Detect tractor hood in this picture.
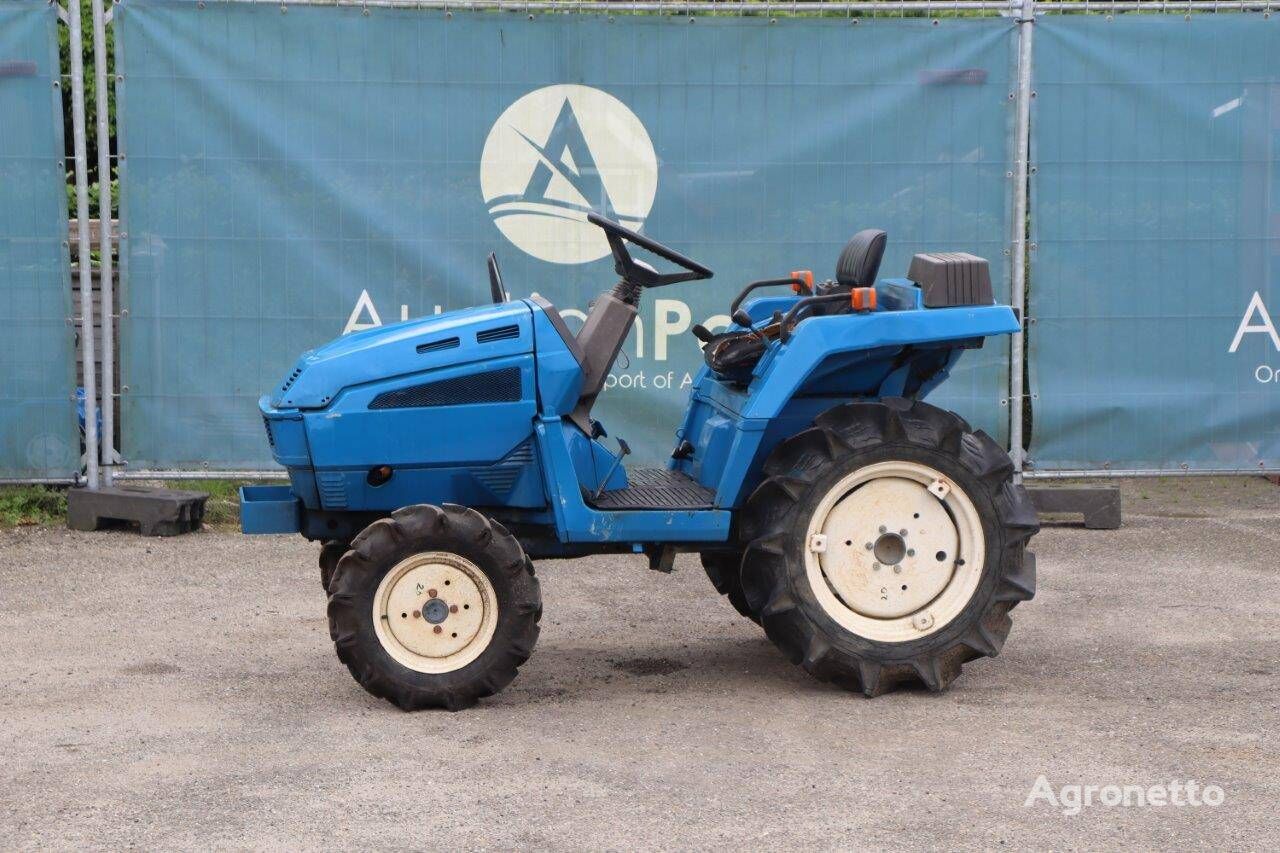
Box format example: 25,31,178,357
270,300,534,410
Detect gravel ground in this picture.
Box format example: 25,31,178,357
1,478,1277,851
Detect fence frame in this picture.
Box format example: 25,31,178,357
40,0,1278,485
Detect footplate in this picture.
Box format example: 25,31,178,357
586,468,716,510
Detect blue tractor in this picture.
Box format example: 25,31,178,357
242,214,1038,710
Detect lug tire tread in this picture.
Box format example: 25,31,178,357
326,503,541,711
699,552,760,625
318,540,348,593
738,398,1038,697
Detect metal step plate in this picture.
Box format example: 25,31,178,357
587,468,716,511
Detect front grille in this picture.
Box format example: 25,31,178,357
368,367,522,410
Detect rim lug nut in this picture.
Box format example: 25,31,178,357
907,549,915,557
899,529,908,537
864,542,873,550
449,604,458,613
872,562,880,570
433,625,442,634
878,526,887,534
893,565,902,574
412,611,421,619
427,588,438,597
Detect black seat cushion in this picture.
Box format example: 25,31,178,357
836,229,887,288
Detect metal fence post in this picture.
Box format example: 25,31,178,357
1008,0,1034,481
67,0,100,490
92,0,115,486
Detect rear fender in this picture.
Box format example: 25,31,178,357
742,302,1018,420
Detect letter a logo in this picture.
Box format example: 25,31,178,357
480,85,658,265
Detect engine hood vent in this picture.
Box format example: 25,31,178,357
477,324,520,344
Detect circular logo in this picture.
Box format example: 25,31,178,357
480,84,658,265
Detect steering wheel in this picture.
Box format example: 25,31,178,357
587,212,713,288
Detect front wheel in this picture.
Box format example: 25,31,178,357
700,552,758,625
738,398,1038,696
327,504,541,711
318,539,347,593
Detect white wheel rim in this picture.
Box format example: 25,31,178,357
372,551,499,674
802,461,985,643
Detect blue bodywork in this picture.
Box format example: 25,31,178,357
244,278,1018,552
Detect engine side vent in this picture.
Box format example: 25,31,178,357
369,366,522,410
416,336,460,354
472,438,536,497
476,324,520,344
317,472,347,508
263,418,276,449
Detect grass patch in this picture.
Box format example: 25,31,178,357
0,486,68,527
162,479,277,527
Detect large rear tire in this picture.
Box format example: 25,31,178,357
327,504,540,711
738,398,1038,696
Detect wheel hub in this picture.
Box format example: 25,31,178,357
422,598,450,624
373,552,498,674
817,475,959,619
872,532,907,566
802,460,985,642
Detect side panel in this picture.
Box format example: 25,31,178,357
300,354,544,511
304,353,537,469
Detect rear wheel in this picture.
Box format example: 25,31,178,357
327,504,541,711
738,398,1038,696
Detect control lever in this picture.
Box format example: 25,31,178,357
690,324,714,344
731,309,755,329
592,437,632,500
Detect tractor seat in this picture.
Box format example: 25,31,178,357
836,228,887,289
702,228,887,384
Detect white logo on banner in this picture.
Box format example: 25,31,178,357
1230,291,1280,384
479,85,658,265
